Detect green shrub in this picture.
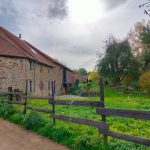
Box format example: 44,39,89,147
0,102,16,118
75,135,106,150
9,113,25,125
139,71,150,94
69,85,80,95
108,139,145,150
24,111,44,131
130,81,140,91
38,124,74,147
52,126,72,142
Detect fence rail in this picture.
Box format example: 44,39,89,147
26,106,53,113
0,79,150,146
49,100,101,107
96,107,150,120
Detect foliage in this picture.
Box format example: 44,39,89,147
121,75,132,87
139,71,150,94
128,21,145,56
75,134,106,150
140,25,150,44
0,102,16,118
128,21,150,72
69,81,99,96
0,90,150,150
76,68,88,76
140,25,150,71
88,70,99,81
97,36,140,86
69,84,80,95
24,111,45,131
9,113,25,125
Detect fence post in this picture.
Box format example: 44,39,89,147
51,81,55,124
8,87,13,103
24,80,28,114
99,78,108,144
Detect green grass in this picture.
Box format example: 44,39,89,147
0,87,150,150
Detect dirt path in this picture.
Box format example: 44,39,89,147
0,118,69,150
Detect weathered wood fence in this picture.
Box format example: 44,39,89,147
0,79,150,146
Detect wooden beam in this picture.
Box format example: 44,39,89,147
26,106,52,113
99,130,150,146
96,107,150,120
52,114,109,131
24,96,51,99
3,100,25,105
49,100,101,107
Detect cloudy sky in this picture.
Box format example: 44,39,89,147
0,0,148,71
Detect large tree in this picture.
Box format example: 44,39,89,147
77,68,88,76
140,26,150,71
97,36,139,86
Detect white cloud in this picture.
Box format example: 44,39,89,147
0,0,148,71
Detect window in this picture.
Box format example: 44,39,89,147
29,80,33,92
40,81,44,91
40,65,43,73
29,61,32,70
48,81,51,90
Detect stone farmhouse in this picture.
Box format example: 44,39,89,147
0,26,74,96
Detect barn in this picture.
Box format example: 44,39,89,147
0,26,74,96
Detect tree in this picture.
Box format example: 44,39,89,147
77,68,88,76
140,25,150,71
139,71,150,94
88,70,99,81
97,36,139,86
128,21,145,56
128,21,150,72
139,1,150,17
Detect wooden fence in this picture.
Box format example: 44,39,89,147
0,79,150,146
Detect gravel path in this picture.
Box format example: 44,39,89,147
0,118,69,150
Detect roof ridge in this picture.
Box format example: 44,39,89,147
0,26,34,60
24,41,73,72
24,41,58,63
0,26,73,71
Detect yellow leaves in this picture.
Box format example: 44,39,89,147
88,71,99,81
121,75,132,86
139,71,150,94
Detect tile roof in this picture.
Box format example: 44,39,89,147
24,41,73,72
0,26,73,71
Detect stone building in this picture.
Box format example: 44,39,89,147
0,26,74,96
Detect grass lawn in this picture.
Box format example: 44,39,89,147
25,87,150,149
0,87,150,150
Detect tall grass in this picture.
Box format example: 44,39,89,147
0,87,150,150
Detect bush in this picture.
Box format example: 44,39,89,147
38,124,74,147
9,113,25,125
24,111,44,131
69,85,80,95
0,102,16,118
75,134,106,150
130,81,140,91
139,71,150,94
52,126,73,142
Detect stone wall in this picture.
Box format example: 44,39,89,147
0,56,74,96
0,57,27,92
0,56,54,96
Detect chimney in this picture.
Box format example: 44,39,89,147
19,34,22,39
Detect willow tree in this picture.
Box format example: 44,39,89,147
97,37,139,86
140,26,150,71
